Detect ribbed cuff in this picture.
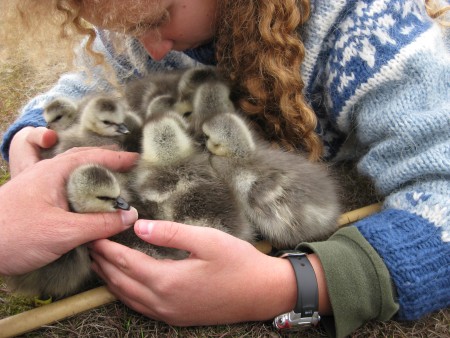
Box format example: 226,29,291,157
354,208,450,320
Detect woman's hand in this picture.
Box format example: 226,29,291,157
89,220,298,326
8,126,58,178
0,148,139,276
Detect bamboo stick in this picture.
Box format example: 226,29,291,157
0,286,116,338
337,202,382,227
0,203,382,337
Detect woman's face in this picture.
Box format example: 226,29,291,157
80,0,218,61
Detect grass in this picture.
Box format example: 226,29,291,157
0,61,33,175
0,2,448,336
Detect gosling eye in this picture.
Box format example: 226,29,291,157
99,100,117,112
52,115,63,122
102,120,113,126
183,111,192,118
96,196,115,201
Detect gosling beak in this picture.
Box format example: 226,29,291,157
114,196,130,210
116,123,130,134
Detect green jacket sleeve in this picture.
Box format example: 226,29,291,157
297,226,399,338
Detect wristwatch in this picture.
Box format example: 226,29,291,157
273,251,321,330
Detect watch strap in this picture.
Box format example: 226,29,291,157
285,253,319,317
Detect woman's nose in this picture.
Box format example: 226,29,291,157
139,34,174,61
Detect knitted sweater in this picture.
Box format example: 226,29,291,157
1,0,449,332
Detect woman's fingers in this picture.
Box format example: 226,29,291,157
134,220,241,259
90,248,160,317
55,148,139,173
62,208,139,246
89,239,161,284
9,127,54,177
23,126,58,148
35,127,58,148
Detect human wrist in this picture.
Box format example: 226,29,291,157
272,251,331,330
248,254,297,321
307,254,332,315
272,256,298,314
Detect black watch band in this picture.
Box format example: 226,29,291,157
285,253,318,316
273,251,320,329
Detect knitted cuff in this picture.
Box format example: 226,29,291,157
355,208,450,320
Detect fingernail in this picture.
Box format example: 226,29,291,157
120,207,138,226
136,220,154,236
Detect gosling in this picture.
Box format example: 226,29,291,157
202,112,341,249
4,164,130,299
43,97,79,131
174,66,224,120
42,95,131,158
129,114,255,255
125,69,185,118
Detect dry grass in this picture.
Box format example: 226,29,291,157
0,1,448,337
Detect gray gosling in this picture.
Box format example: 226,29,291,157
4,164,130,299
42,95,131,158
188,81,235,138
77,95,130,138
125,70,185,118
174,66,223,120
202,112,341,249
129,114,255,258
145,94,179,121
122,110,144,153
43,97,79,131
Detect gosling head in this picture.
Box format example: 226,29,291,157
202,112,256,158
189,82,234,131
43,97,78,131
146,94,178,120
67,164,130,213
80,95,130,137
175,66,221,118
141,115,195,165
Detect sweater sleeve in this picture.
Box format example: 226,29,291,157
298,225,399,338
303,0,450,331
0,29,198,161
348,21,450,322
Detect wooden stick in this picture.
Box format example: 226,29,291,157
0,286,116,338
0,203,382,337
337,202,382,227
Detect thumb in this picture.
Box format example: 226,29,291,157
134,220,231,258
40,128,58,148
67,207,138,246
26,127,58,149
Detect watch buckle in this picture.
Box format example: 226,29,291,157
273,310,320,330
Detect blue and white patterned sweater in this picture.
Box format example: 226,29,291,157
1,0,449,322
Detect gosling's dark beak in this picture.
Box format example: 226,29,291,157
114,196,130,210
116,123,130,134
